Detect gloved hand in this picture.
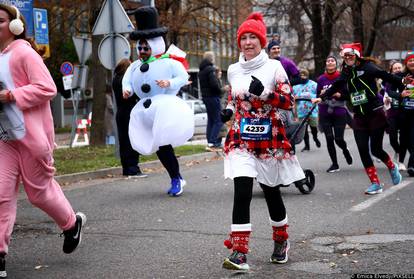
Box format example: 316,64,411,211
143,99,152,109
220,109,233,123
248,76,264,96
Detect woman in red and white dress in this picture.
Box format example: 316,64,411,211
220,12,305,271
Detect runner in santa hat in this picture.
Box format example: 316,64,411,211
122,6,193,197
313,42,413,194
220,11,305,271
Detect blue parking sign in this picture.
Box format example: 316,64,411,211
33,8,48,45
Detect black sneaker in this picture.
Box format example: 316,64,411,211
408,167,414,177
223,250,249,271
270,240,290,264
326,164,340,173
127,171,148,178
0,254,6,278
343,148,353,165
301,146,310,152
62,212,87,254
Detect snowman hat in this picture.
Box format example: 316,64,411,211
128,6,168,41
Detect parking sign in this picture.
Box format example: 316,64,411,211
33,8,50,57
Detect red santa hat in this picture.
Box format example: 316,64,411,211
404,50,414,65
340,42,363,57
237,12,267,49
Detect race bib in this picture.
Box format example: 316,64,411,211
402,87,414,109
391,98,399,109
350,90,368,106
240,118,272,141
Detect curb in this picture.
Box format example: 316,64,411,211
55,151,221,185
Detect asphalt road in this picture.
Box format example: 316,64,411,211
8,129,414,279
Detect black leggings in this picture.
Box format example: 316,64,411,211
320,115,348,165
232,177,286,224
156,145,180,179
303,124,318,148
387,113,407,163
353,128,389,168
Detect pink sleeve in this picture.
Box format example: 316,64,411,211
11,46,57,111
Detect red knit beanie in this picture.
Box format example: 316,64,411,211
404,50,414,65
237,12,267,49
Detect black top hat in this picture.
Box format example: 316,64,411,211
128,6,168,41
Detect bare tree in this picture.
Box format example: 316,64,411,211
89,0,107,146
351,0,414,56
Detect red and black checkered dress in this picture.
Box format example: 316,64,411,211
224,82,294,160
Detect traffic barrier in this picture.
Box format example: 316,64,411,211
72,112,92,147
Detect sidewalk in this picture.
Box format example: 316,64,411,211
54,133,222,185
55,132,209,148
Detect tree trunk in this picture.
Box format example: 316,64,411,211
89,0,107,146
351,0,364,45
310,0,326,76
364,0,382,56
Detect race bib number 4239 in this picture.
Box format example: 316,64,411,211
240,118,272,141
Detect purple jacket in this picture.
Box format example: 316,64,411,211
278,56,300,81
316,71,348,117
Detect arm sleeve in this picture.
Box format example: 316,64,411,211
321,74,347,101
266,63,293,109
122,63,134,95
12,48,57,111
208,69,222,94
316,78,323,97
168,59,189,91
370,63,404,88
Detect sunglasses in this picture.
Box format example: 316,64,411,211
343,53,356,58
138,46,150,52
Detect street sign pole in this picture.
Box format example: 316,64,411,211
108,0,120,157
69,88,77,148
92,0,134,154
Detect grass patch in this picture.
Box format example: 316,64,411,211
54,144,207,175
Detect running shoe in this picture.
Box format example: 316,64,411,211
223,250,249,271
365,183,383,195
0,254,6,278
301,146,310,152
62,212,87,254
398,163,406,171
389,164,402,185
270,240,290,264
127,171,148,178
168,178,184,197
326,164,340,173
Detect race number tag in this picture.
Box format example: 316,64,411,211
240,118,271,141
402,87,414,109
350,90,368,106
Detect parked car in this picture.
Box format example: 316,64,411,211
185,99,207,135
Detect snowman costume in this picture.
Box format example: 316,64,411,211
122,6,193,197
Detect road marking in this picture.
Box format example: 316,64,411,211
350,180,413,212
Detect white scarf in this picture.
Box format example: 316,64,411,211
238,49,268,74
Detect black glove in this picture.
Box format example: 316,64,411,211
220,109,233,123
143,98,152,109
248,75,264,96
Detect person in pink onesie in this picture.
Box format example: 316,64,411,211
0,4,86,277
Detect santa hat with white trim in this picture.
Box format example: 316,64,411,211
340,42,362,57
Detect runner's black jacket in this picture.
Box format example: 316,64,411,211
321,59,403,116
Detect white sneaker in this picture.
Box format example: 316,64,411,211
398,162,407,171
